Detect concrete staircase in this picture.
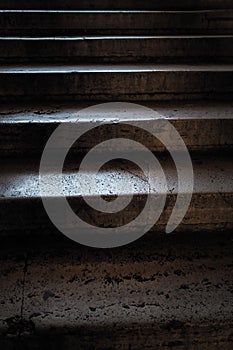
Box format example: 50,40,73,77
0,1,232,349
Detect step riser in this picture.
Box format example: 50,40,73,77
2,0,233,10
1,325,233,350
0,70,232,102
1,11,233,36
1,193,232,233
0,119,232,156
2,37,233,63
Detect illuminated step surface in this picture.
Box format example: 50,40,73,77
0,154,232,233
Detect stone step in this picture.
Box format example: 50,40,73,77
0,64,232,102
0,231,232,349
0,154,232,234
1,35,233,64
1,10,233,36
1,0,233,10
0,101,232,156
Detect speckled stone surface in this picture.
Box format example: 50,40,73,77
0,232,232,349
0,153,232,233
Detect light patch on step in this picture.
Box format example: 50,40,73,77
39,102,193,248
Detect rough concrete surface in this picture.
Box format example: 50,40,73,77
0,64,232,102
0,153,232,233
0,10,233,36
0,101,232,155
0,2,232,348
1,35,233,64
0,232,232,349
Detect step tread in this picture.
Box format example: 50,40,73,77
1,9,232,12
0,63,233,73
0,233,232,340
1,154,232,232
2,34,233,39
0,102,232,155
1,155,232,199
1,101,233,122
1,9,232,13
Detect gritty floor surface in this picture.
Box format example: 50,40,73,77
1,154,233,197
0,232,232,349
